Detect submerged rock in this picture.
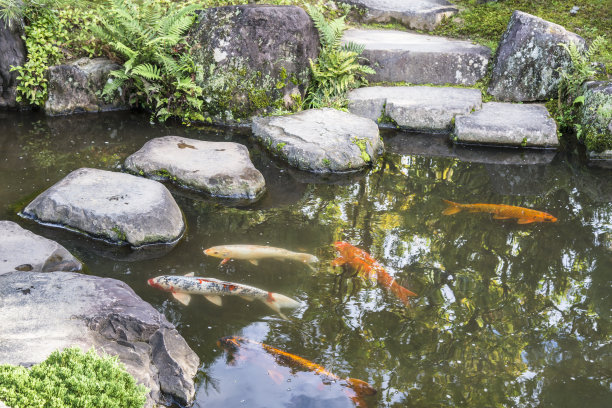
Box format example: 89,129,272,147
488,11,586,101
453,103,558,148
252,108,383,172
45,57,128,115
0,18,26,109
0,271,199,407
124,136,266,199
187,5,318,121
22,168,185,247
348,86,482,132
342,29,490,86
0,221,82,275
340,0,457,30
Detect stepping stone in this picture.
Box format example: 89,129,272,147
348,86,482,132
342,29,491,85
453,103,558,148
0,220,82,275
22,168,185,247
252,108,383,172
124,136,265,199
341,0,457,30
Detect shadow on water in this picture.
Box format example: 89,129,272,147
1,113,611,407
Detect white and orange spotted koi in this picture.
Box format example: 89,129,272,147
147,273,300,319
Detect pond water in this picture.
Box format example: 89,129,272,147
1,111,610,408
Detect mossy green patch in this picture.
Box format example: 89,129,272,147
352,137,371,163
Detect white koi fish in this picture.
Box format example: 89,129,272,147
204,245,319,267
147,273,300,319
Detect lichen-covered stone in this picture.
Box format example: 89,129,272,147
488,11,586,101
0,19,26,109
579,81,612,153
342,29,490,86
0,271,200,407
124,136,266,199
45,57,128,115
22,168,185,247
252,108,383,172
340,0,457,30
0,221,82,275
187,5,319,122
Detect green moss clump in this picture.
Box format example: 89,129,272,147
0,347,148,408
352,137,371,162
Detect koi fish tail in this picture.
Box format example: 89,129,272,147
389,281,418,306
442,199,462,215
345,377,377,397
262,293,300,318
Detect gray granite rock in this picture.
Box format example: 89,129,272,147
252,108,383,172
579,81,612,153
342,29,491,85
45,57,128,115
0,18,26,109
0,221,82,275
187,5,319,121
22,168,185,247
488,11,586,101
0,271,199,407
124,136,265,199
348,86,482,132
340,0,457,30
453,102,559,147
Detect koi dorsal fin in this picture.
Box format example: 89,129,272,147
184,272,195,277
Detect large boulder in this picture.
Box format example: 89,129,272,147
340,0,457,30
579,81,612,154
488,11,586,101
0,221,82,275
252,108,383,172
45,57,129,115
124,136,266,199
0,271,199,407
0,19,26,109
187,5,319,122
22,168,185,247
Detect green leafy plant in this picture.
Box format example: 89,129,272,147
0,347,148,408
91,0,205,123
303,4,375,109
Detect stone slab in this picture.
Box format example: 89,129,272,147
342,29,491,85
453,102,559,148
22,168,185,247
341,0,457,30
124,136,265,199
0,271,199,407
252,108,383,172
0,221,82,275
0,18,26,109
348,86,482,132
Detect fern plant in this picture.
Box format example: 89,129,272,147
91,0,204,123
303,4,375,109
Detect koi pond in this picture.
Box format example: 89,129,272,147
1,111,610,407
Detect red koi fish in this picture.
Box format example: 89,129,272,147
333,241,417,306
442,200,557,224
218,336,376,406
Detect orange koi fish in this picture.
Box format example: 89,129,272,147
333,241,417,306
218,336,376,406
442,200,557,224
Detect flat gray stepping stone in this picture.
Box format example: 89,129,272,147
22,168,185,247
348,86,482,132
453,103,558,148
341,0,457,30
124,136,265,199
0,221,82,275
252,108,383,172
343,29,490,86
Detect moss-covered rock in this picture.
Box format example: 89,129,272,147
186,5,319,123
580,81,612,154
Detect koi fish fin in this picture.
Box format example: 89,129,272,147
262,293,300,318
331,256,349,267
493,215,511,220
239,295,255,302
267,369,284,385
184,272,195,277
305,263,318,273
172,292,191,306
204,295,223,306
517,218,536,224
442,200,462,215
220,258,230,265
345,377,377,397
249,259,259,266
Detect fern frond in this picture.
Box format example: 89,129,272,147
132,63,162,80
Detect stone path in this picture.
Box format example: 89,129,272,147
342,29,491,85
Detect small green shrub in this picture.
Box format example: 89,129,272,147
0,347,148,408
